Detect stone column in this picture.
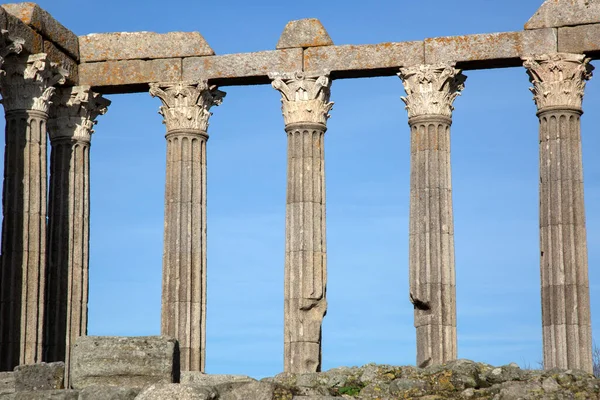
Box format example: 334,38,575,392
150,81,225,372
398,64,465,368
270,71,333,373
523,53,594,373
45,86,110,384
0,53,67,370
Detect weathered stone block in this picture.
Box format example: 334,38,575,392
218,381,287,400
424,29,557,67
78,386,139,400
182,49,302,83
180,373,255,386
526,0,600,29
304,42,424,76
13,390,79,399
2,3,79,60
14,362,64,392
558,24,600,54
70,336,178,390
44,40,77,85
0,372,15,396
276,18,333,49
5,11,43,55
136,384,217,400
79,59,182,91
79,32,214,63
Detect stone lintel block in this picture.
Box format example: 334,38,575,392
276,18,333,49
2,3,79,60
182,48,303,85
70,336,178,390
558,23,600,54
79,31,214,63
304,42,424,78
3,10,43,55
14,362,65,391
79,59,182,93
78,385,139,400
180,372,255,385
44,40,77,85
525,0,600,30
424,29,557,68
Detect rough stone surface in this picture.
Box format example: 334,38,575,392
4,10,43,54
43,40,77,85
425,29,557,67
276,18,333,49
559,23,600,53
304,42,424,76
135,384,217,400
0,372,15,396
70,336,177,390
217,381,286,400
78,386,139,400
2,2,79,59
14,362,64,391
78,59,182,91
79,32,213,63
180,373,255,386
12,390,79,399
183,49,302,84
526,0,600,29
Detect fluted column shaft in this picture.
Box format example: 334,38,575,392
45,86,109,386
0,53,67,370
150,81,224,372
523,53,594,373
271,71,333,373
398,64,465,368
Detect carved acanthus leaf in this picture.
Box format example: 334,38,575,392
522,53,593,111
398,63,466,119
48,86,111,142
0,30,23,70
270,71,333,126
149,80,225,133
0,53,68,113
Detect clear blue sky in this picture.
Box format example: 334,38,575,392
2,0,599,378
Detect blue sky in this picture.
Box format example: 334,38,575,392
2,0,599,377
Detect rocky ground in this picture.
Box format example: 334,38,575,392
1,359,599,399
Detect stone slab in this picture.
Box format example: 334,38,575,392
79,59,182,92
558,23,600,54
2,3,78,60
424,29,557,67
180,373,255,386
12,390,79,399
526,0,600,30
44,40,77,85
276,19,333,49
0,372,14,396
78,386,139,400
79,32,214,63
14,362,64,392
4,11,43,55
304,41,424,77
70,336,178,390
136,384,217,400
182,49,303,85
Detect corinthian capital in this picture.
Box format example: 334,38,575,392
0,30,23,69
149,81,225,133
522,53,593,111
398,63,466,119
0,53,68,113
48,86,111,143
270,71,333,126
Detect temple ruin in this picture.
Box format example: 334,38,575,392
0,0,597,386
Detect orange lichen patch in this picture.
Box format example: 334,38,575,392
79,59,182,87
5,11,43,54
304,41,423,73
